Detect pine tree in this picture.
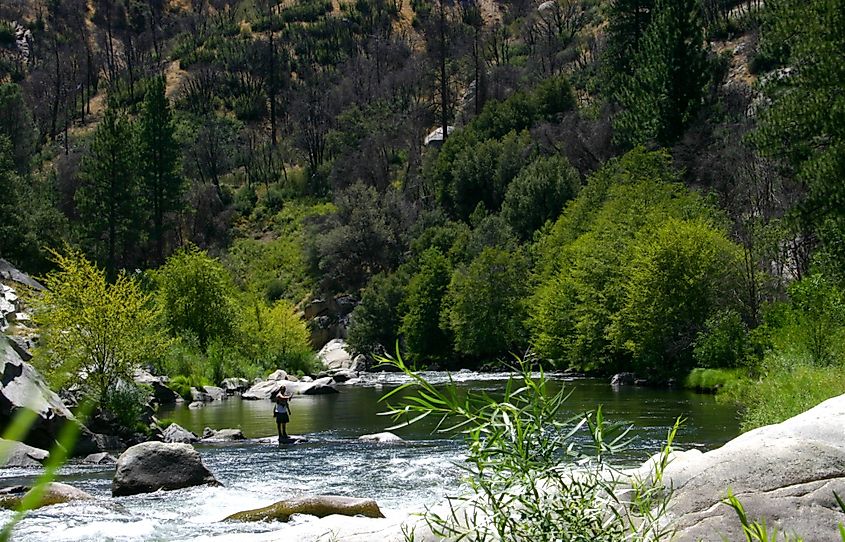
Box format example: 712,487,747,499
138,76,182,265
76,101,139,279
612,0,710,147
755,0,845,267
602,0,655,99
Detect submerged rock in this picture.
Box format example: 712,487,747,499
226,495,385,522
610,372,636,386
0,482,93,510
302,377,338,395
358,432,403,443
201,428,244,441
112,442,220,497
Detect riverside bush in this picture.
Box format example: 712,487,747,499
684,368,743,393
719,361,845,432
380,354,677,541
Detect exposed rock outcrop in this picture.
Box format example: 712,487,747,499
664,393,845,541
0,336,101,455
112,442,220,496
226,495,385,522
0,438,49,467
317,339,354,371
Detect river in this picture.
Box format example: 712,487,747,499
0,372,740,541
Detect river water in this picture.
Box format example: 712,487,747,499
0,372,740,541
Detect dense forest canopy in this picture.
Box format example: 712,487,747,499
1,0,844,427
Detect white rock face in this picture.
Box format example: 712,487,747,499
317,339,353,370
663,393,845,541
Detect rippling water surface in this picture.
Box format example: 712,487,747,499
0,373,741,541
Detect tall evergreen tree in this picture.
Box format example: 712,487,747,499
612,0,710,147
755,0,845,269
602,0,655,98
138,76,182,265
76,101,139,279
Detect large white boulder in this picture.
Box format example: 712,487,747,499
664,393,845,541
318,339,354,370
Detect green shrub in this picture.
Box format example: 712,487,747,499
719,361,845,432
169,375,194,401
693,310,750,369
684,368,743,393
234,184,258,216
102,382,152,434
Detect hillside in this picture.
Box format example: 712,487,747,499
0,0,844,425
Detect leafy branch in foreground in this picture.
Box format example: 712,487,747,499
378,353,678,542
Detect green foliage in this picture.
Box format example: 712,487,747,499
314,184,415,293
102,382,152,434
168,375,194,401
764,274,845,366
400,249,453,361
684,368,743,392
30,248,167,405
137,76,183,264
234,184,258,216
430,130,535,221
443,248,529,359
0,83,36,168
380,354,677,541
501,154,581,241
612,0,711,147
602,0,656,98
347,271,407,355
693,310,750,369
76,102,140,277
612,218,744,377
156,246,236,350
238,296,315,374
754,0,845,261
720,362,845,432
530,149,733,373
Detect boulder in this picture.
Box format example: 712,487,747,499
112,442,220,497
243,379,328,399
134,370,180,404
358,432,403,443
0,337,98,454
242,380,281,400
351,354,368,373
0,259,44,290
664,393,845,541
202,386,226,401
220,378,249,394
226,495,385,522
0,439,49,467
162,423,198,444
331,369,357,383
301,376,313,383
267,370,288,381
318,340,354,371
0,482,93,511
190,387,213,402
202,428,244,441
188,401,204,409
610,372,636,386
83,452,117,465
303,377,339,395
